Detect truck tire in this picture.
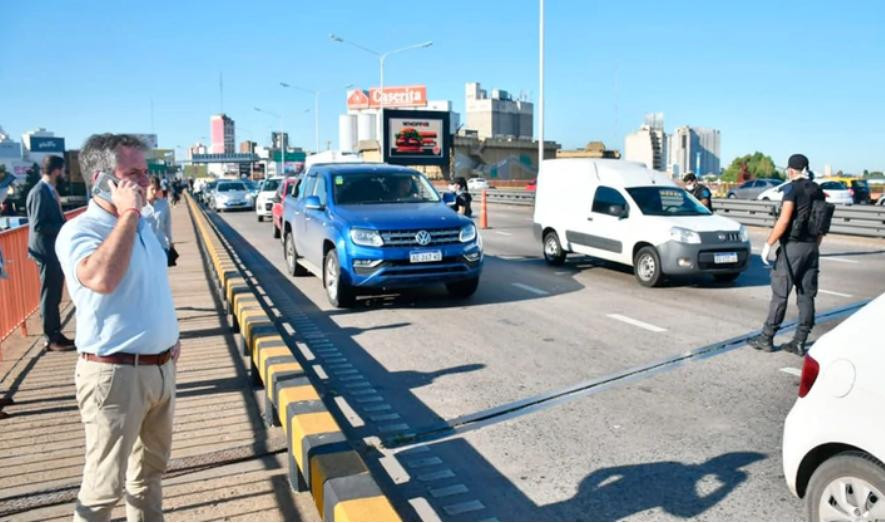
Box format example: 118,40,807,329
324,248,355,308
634,246,664,287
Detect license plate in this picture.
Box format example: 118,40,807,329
409,251,442,263
714,252,738,264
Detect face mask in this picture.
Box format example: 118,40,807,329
685,183,695,191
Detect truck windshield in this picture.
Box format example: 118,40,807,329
626,187,712,216
333,171,441,205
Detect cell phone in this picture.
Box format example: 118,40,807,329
91,172,118,202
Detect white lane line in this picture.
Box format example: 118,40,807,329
606,314,667,333
820,256,859,264
498,255,525,260
512,282,549,296
494,231,513,236
780,367,801,377
820,289,853,298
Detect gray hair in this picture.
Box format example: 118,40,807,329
79,133,149,190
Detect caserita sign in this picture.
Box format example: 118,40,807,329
29,137,65,153
347,85,427,110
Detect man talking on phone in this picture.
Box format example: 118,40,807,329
55,134,180,521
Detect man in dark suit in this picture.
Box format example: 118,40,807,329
27,155,75,351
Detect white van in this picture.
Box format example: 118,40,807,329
533,159,751,286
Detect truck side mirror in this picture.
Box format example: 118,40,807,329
304,195,324,211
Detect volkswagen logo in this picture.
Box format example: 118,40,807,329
415,230,432,246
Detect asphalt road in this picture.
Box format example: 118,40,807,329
208,203,885,521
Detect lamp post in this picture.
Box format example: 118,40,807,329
254,106,282,175
329,34,433,144
538,0,545,173
280,83,353,154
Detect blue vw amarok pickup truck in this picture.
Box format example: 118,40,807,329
280,163,483,307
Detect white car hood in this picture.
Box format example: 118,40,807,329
643,213,742,233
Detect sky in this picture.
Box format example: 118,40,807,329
2,0,884,173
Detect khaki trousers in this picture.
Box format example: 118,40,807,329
73,357,175,522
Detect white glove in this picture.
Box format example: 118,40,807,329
761,243,773,266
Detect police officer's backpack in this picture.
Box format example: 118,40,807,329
806,197,835,237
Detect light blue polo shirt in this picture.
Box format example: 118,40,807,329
55,200,179,356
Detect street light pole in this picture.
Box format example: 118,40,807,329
280,83,353,154
539,0,545,173
254,106,283,176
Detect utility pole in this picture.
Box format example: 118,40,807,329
538,0,545,174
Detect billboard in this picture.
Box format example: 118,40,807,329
28,137,65,153
0,141,22,158
383,109,450,166
347,85,427,110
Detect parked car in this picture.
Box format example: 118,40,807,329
727,178,782,200
272,176,300,240
467,177,490,191
280,163,483,307
255,177,283,222
757,179,854,205
533,159,750,286
782,292,885,521
525,179,537,192
210,180,252,212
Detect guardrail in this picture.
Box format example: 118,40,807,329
185,194,401,522
0,207,86,351
481,190,885,238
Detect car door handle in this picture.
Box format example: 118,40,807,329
587,217,593,221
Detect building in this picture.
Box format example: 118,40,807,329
557,141,621,159
271,132,289,151
464,82,533,140
624,115,667,172
189,142,208,159
0,126,28,180
239,140,257,154
210,114,235,154
668,126,721,176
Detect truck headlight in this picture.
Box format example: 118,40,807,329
459,224,477,243
670,227,701,244
739,225,750,243
350,228,384,247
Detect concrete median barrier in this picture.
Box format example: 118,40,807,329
184,193,401,522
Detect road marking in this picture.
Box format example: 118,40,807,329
407,457,444,468
512,282,549,296
334,396,365,428
820,289,853,298
499,255,525,260
370,412,402,422
494,231,513,236
379,423,411,433
418,469,456,482
429,484,469,499
312,364,328,380
362,403,393,412
780,367,801,377
408,498,441,522
820,256,859,264
606,314,667,333
353,395,384,403
443,500,486,516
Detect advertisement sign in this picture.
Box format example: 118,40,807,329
347,85,427,110
28,137,65,153
0,142,22,158
383,109,450,166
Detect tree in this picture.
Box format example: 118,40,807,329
721,152,781,182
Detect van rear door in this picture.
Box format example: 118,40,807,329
565,185,631,264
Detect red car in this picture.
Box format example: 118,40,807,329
272,176,300,241
525,179,537,192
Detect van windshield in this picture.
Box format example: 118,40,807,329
626,187,712,216
332,171,441,205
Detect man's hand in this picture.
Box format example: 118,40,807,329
172,340,181,363
761,243,773,266
111,178,145,214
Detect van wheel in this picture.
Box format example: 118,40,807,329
324,249,355,308
543,231,566,266
713,272,741,284
284,232,308,277
446,277,479,299
634,246,663,287
806,451,885,522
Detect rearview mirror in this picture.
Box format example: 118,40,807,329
304,195,323,211
272,195,282,204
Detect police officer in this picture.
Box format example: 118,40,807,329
748,154,823,355
683,172,713,211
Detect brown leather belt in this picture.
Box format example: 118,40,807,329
80,348,173,366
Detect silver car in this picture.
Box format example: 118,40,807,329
211,181,252,212
727,178,782,199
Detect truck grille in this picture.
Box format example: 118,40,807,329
380,228,461,247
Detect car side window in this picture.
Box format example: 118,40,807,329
299,176,317,199
314,177,328,206
740,181,754,189
290,179,300,197
591,186,628,216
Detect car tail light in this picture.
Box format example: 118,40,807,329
798,355,820,398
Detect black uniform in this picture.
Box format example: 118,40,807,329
690,184,713,211
762,178,823,343
456,191,473,217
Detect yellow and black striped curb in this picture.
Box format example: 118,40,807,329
184,194,401,522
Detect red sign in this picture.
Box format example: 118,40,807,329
347,85,427,110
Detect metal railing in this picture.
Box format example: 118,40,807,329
482,190,885,238
1,208,86,349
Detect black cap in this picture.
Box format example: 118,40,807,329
682,172,697,182
788,154,809,171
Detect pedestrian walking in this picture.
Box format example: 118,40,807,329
26,155,75,352
683,173,713,211
748,154,828,355
143,175,176,266
56,134,180,521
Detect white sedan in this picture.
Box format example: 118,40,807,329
782,293,885,521
467,177,490,191
757,180,854,205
